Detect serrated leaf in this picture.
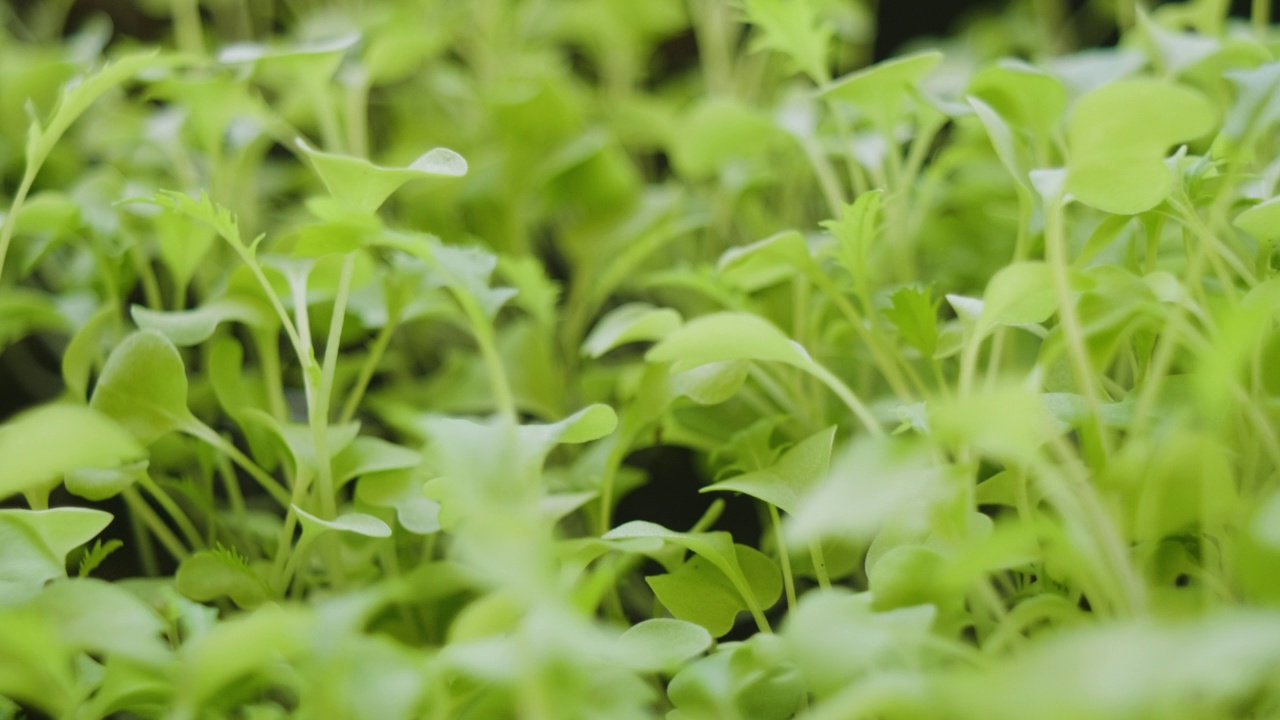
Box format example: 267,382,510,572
702,426,836,515
742,0,833,82
821,190,882,278
0,404,143,502
90,330,195,445
885,285,940,357
76,539,123,577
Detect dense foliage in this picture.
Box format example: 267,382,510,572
4,0,1280,717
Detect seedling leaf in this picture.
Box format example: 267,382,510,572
0,404,143,501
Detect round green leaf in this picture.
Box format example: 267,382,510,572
1065,80,1217,214
616,618,713,673
646,312,813,372
90,330,194,445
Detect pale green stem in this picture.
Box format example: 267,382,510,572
339,314,398,424
1044,195,1110,458
184,421,291,505
122,487,189,562
769,505,798,613
136,473,205,552
310,253,355,519
172,0,206,55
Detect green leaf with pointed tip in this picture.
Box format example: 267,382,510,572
617,618,713,673
130,296,274,346
1065,80,1217,214
604,521,780,629
742,0,833,82
646,312,812,373
176,548,271,609
647,546,782,638
76,539,122,578
885,285,940,358
979,261,1057,332
296,140,467,215
0,507,114,604
821,51,943,130
968,95,1028,189
25,52,166,170
294,505,392,539
0,404,143,502
582,303,683,358
702,426,836,515
91,330,194,445
130,191,248,253
1234,196,1280,242
821,190,882,278
968,60,1066,138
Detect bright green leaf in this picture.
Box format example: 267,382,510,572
91,330,195,445
0,404,143,502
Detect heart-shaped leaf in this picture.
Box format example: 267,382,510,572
1065,80,1217,214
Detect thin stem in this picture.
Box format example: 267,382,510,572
136,473,206,552
769,505,799,613
339,314,398,424
172,0,206,55
807,362,884,438
310,253,356,519
122,487,189,563
1254,0,1271,36
0,169,37,281
807,538,832,589
1044,196,1110,458
184,421,291,506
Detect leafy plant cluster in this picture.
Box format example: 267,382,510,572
4,0,1280,717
